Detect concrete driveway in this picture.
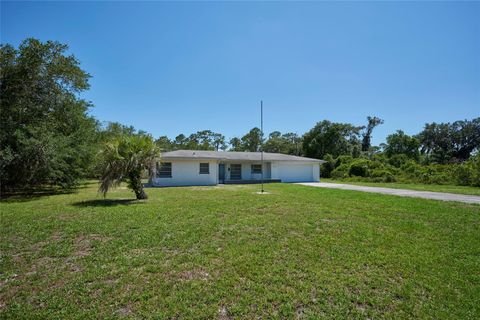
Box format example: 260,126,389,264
297,182,480,204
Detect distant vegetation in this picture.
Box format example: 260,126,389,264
157,118,480,187
1,38,479,196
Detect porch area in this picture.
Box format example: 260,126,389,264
218,161,273,184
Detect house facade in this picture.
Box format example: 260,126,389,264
150,150,324,187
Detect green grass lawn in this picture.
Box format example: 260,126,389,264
1,182,479,319
322,178,480,196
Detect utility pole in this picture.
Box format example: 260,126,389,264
261,100,264,193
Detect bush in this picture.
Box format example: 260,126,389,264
327,153,480,188
335,155,354,168
349,159,370,177
468,155,480,187
370,169,396,182
388,154,409,168
452,164,472,186
321,154,335,178
331,164,350,179
371,153,388,164
401,160,421,174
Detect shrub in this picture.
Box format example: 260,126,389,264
349,159,370,177
370,169,396,182
328,154,480,188
321,154,335,178
401,160,421,174
335,155,354,168
452,164,472,186
371,153,388,164
388,154,409,168
468,155,480,187
331,164,350,179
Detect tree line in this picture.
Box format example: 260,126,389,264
1,38,479,195
156,118,480,165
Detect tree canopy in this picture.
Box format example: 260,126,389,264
417,118,480,163
383,130,420,160
263,131,302,155
302,120,363,159
154,130,227,151
1,38,98,192
361,116,384,152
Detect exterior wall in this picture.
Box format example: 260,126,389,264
151,160,218,187
272,161,320,183
151,160,320,186
265,163,272,179
313,164,320,182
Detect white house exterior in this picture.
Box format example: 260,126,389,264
150,150,324,187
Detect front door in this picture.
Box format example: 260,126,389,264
218,164,225,183
230,164,242,180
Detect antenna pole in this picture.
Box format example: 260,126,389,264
261,100,264,193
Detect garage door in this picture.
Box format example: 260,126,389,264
277,163,313,182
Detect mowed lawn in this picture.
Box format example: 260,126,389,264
1,182,479,319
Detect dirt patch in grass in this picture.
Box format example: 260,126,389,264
18,233,111,277
0,233,114,311
28,231,63,252
73,235,94,257
177,269,211,281
218,305,231,320
116,305,134,317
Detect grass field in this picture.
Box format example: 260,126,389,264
322,179,480,196
1,182,479,319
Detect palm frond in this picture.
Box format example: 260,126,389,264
98,134,160,197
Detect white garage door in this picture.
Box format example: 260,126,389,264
277,163,314,182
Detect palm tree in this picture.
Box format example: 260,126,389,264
98,134,160,199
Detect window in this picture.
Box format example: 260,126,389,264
199,163,209,174
230,164,242,180
251,164,262,174
157,162,172,178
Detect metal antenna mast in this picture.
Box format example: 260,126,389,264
261,100,264,193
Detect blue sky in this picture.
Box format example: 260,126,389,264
2,1,479,145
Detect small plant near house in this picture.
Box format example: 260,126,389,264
98,134,160,199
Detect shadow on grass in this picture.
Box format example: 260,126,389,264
1,182,90,203
72,199,143,207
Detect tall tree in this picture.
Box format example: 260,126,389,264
98,122,136,142
155,136,173,151
263,131,284,153
212,133,227,151
0,38,98,192
159,130,227,151
173,134,188,149
241,127,263,152
302,120,362,159
361,116,384,151
384,130,420,159
263,131,303,155
450,118,480,160
417,118,480,163
282,132,303,156
229,137,243,151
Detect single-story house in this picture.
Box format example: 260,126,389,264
150,150,325,187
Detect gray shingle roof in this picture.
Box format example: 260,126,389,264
161,150,324,163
